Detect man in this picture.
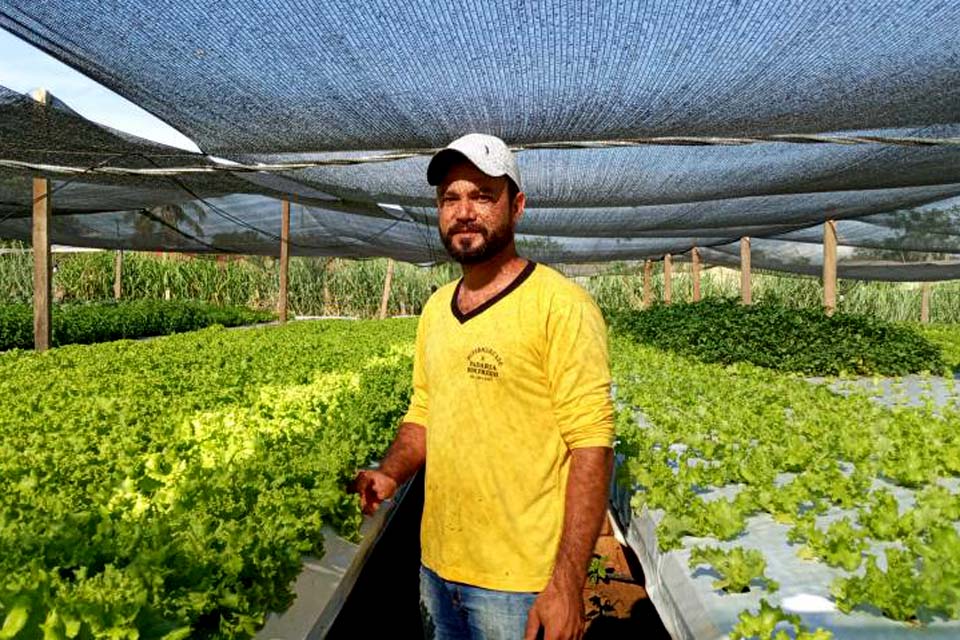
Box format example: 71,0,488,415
354,133,614,640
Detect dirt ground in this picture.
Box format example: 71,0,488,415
582,518,671,639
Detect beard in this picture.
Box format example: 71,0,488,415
440,220,514,265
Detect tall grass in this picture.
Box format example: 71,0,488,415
0,250,459,317
0,241,33,304
1,248,958,322
579,264,960,324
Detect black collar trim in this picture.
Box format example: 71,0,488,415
451,261,537,324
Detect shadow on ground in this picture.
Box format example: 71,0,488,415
329,474,669,638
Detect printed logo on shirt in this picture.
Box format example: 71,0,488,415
466,346,503,381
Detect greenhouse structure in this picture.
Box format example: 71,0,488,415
1,1,959,639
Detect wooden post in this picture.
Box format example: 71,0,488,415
642,260,653,309
740,237,752,305
113,249,123,300
663,253,673,305
378,259,395,320
920,282,931,323
323,258,334,314
691,247,702,302
823,219,837,316
278,199,290,323
31,88,52,352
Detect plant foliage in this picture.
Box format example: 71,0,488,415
730,599,833,640
608,299,946,376
0,319,416,639
611,331,960,629
0,300,274,351
689,546,779,593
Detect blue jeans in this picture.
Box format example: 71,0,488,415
419,565,540,640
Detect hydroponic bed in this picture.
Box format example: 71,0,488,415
610,335,960,640
0,319,417,639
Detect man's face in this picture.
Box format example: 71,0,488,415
437,161,524,265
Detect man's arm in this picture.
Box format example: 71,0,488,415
525,446,614,640
353,421,425,515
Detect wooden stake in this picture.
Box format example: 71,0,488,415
691,247,702,302
379,259,395,320
31,88,51,352
323,258,334,314
920,282,931,324
740,237,752,305
642,260,653,309
278,199,290,323
823,219,838,316
113,249,123,300
663,253,673,305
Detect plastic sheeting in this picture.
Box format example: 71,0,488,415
1,1,960,278
610,377,960,640
611,497,960,640
256,476,415,640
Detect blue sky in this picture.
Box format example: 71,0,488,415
0,29,200,152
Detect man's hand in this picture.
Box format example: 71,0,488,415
350,422,426,515
524,577,584,640
352,469,398,515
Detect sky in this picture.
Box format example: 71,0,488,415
0,28,200,152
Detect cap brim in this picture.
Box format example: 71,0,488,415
426,148,469,186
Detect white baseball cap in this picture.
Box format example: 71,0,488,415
426,133,522,189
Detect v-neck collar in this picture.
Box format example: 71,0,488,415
450,261,537,324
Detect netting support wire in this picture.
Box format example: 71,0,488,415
31,87,52,352
740,237,752,306
663,253,673,305
3,133,960,178
279,199,290,323
823,220,838,316
642,260,653,309
691,247,702,302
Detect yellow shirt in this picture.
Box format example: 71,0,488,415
402,262,615,592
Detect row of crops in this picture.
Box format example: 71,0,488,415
1,303,958,638
0,301,274,351
612,337,959,637
0,320,415,639
612,306,960,638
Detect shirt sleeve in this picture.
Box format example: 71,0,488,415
402,314,429,427
545,295,615,449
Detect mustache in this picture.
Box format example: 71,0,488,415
447,223,487,235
